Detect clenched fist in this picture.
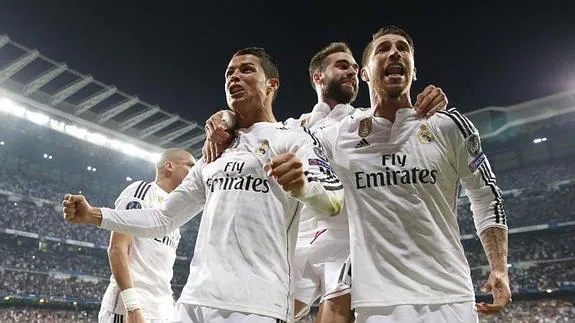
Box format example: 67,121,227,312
202,110,236,163
62,194,102,226
264,152,306,197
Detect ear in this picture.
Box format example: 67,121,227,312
164,160,173,175
267,78,280,94
360,67,370,82
313,72,323,87
413,66,417,81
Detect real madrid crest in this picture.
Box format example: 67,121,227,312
417,123,433,144
256,140,270,156
358,117,373,138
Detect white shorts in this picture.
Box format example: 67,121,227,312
98,309,169,323
355,302,478,323
293,228,350,305
174,303,286,323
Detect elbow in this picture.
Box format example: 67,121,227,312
107,244,129,259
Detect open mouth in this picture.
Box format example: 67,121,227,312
384,63,405,77
228,84,244,95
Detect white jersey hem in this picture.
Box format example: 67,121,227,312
352,295,476,309
178,298,287,322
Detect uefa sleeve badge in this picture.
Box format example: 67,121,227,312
126,201,142,210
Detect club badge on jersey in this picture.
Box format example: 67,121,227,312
358,117,373,138
417,123,434,144
256,140,270,156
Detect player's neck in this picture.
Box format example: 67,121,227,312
372,93,412,122
235,105,277,129
318,94,341,110
155,178,175,193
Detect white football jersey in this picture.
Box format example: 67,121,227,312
315,107,508,308
284,102,362,232
99,122,344,322
100,181,180,319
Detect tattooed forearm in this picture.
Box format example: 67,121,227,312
479,227,508,272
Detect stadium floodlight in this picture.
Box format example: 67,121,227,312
0,141,4,145
126,176,133,182
533,137,547,144
0,96,161,164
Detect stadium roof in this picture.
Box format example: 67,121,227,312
466,89,575,141
0,34,205,157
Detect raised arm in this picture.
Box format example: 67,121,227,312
63,161,207,238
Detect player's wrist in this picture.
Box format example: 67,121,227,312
491,266,508,275
120,288,141,311
88,207,103,226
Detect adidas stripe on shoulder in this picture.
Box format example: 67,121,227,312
133,181,152,200
438,107,477,138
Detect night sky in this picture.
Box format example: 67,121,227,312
0,1,573,126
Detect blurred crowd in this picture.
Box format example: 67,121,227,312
0,149,573,321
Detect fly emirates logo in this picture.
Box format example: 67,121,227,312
206,161,271,193
354,154,438,189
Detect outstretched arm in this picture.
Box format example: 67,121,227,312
63,161,206,238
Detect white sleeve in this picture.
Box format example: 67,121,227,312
439,109,508,234
99,160,207,237
311,123,339,160
277,127,344,217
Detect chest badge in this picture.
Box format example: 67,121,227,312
417,123,433,144
256,140,270,156
358,117,373,138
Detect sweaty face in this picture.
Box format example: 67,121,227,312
320,52,359,104
364,34,415,97
225,54,271,111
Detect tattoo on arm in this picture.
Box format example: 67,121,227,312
479,227,508,272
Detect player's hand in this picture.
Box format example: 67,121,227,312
414,84,447,118
126,309,147,323
203,110,235,163
264,152,306,197
476,270,512,314
62,194,102,226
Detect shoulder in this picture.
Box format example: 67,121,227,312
430,107,478,139
115,180,152,210
284,112,313,128
118,181,152,199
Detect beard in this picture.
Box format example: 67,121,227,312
322,77,358,104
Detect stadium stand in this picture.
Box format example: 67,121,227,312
1,35,574,321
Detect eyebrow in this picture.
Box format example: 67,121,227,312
226,62,257,73
334,59,359,69
375,39,410,51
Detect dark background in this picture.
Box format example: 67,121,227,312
1,1,573,124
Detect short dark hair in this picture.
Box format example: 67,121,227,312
233,47,279,80
308,42,353,89
233,47,279,101
361,25,415,67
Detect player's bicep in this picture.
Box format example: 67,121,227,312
108,231,133,252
